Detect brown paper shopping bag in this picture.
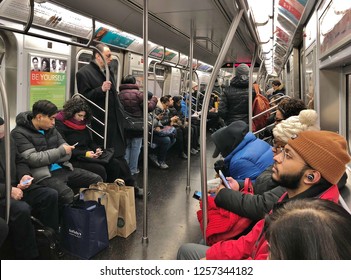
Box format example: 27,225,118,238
80,182,120,240
115,179,136,238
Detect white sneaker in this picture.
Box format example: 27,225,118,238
158,162,169,169
191,148,198,155
149,154,160,167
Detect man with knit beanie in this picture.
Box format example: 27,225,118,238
210,109,322,225
178,130,350,260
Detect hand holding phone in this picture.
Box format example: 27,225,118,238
218,170,231,189
193,190,201,200
21,177,34,186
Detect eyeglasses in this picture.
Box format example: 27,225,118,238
277,147,308,166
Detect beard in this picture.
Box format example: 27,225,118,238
273,168,307,190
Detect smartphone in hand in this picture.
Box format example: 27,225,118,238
21,177,34,185
218,170,231,189
193,190,201,200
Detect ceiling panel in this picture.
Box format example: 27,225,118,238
51,0,255,66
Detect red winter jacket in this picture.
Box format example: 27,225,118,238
205,184,340,260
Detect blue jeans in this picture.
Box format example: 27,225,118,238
125,137,143,175
152,135,176,162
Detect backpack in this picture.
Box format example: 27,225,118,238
252,88,270,132
31,216,63,259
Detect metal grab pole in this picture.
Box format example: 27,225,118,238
142,0,149,244
249,46,258,132
0,74,11,223
186,19,194,190
199,8,244,245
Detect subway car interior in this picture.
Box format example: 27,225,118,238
0,0,351,260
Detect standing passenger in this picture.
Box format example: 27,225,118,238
76,43,144,197
118,75,157,176
218,63,255,125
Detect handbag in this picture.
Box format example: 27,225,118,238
81,182,120,240
154,125,177,138
31,216,62,260
197,178,254,246
123,110,144,133
77,147,115,164
115,179,137,238
61,198,109,259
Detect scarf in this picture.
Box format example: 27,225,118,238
56,111,86,130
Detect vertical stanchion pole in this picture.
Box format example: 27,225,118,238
142,0,149,243
199,9,244,244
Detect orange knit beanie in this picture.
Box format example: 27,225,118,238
288,130,350,184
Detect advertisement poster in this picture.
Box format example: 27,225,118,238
29,55,67,109
94,27,135,49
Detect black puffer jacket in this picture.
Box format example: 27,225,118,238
218,76,256,125
11,111,71,183
214,185,285,222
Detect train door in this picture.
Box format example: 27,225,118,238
0,30,17,128
304,46,316,109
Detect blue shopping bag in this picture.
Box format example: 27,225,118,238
61,199,109,259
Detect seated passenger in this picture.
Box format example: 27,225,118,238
211,120,274,181
260,97,307,143
213,109,320,221
0,116,59,259
55,97,144,196
11,100,102,209
149,96,176,169
169,95,199,158
265,198,351,260
0,217,8,248
177,130,350,260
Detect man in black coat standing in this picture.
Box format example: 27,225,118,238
76,43,144,197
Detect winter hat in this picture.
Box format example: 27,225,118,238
235,63,249,77
288,130,350,184
211,120,249,158
0,117,4,125
147,91,153,100
172,95,183,103
273,109,320,144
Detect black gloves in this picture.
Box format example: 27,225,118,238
214,159,228,175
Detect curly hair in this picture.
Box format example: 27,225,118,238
277,98,306,119
62,97,92,122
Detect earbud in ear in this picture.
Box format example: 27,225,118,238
307,174,314,181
